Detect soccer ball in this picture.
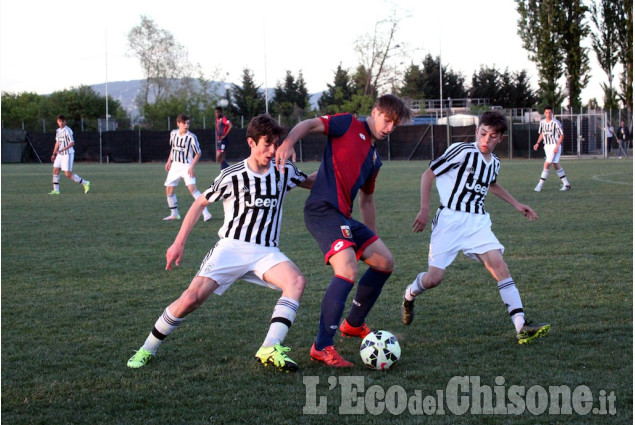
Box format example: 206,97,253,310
360,330,401,370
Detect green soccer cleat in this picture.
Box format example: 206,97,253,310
517,322,551,344
127,348,153,368
255,343,298,372
49,190,60,195
84,181,90,194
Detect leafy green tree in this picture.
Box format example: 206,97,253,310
516,0,566,108
590,0,620,111
615,0,633,116
319,64,355,114
231,68,266,120
399,63,426,100
270,70,310,126
128,15,193,113
559,0,590,110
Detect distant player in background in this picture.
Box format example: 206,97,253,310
127,114,315,372
215,107,233,170
275,94,413,367
401,111,550,345
533,105,571,191
163,114,212,222
49,114,90,195
616,120,631,159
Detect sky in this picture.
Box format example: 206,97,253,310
0,0,614,105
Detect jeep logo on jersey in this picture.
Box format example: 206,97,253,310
245,195,279,208
465,179,488,195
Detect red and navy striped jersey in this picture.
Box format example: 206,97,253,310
216,116,231,141
306,113,381,218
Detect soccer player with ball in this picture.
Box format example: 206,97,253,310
276,94,413,367
401,111,550,344
127,114,314,372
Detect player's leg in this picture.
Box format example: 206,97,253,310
534,161,551,192
401,266,445,325
216,140,229,170
254,260,306,372
186,183,212,222
50,166,61,194
553,155,570,191
164,183,180,220
127,276,219,368
62,153,89,192
341,237,393,335
476,249,550,344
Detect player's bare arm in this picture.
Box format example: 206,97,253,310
533,134,543,151
298,171,317,190
413,168,435,233
275,118,324,172
165,157,172,172
358,190,377,234
489,182,538,220
165,196,210,270
188,153,202,178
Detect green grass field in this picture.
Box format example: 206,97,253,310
2,158,632,424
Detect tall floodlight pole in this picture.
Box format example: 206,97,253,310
105,30,109,132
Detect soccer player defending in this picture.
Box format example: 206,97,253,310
49,114,90,195
215,107,233,170
533,105,571,191
162,114,212,222
401,111,550,344
128,114,315,372
275,94,413,367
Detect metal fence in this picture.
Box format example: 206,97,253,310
9,112,623,164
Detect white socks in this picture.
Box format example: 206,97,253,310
404,272,426,301
262,297,299,347
497,278,525,332
142,308,184,354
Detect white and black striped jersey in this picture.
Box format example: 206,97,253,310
55,126,75,155
430,142,500,214
538,119,563,145
203,159,308,247
169,130,201,164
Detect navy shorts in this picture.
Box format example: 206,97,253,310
304,201,378,264
216,137,229,152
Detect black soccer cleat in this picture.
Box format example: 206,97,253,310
401,298,415,326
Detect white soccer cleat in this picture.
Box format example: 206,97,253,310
203,211,212,222
559,185,571,191
163,214,181,221
534,184,542,192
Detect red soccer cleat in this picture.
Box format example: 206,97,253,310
339,319,371,339
310,343,354,368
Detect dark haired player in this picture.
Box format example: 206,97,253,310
275,94,413,367
401,111,550,344
128,114,315,372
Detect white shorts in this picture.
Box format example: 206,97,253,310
544,144,561,163
428,207,504,269
196,238,291,295
53,153,74,172
165,162,196,186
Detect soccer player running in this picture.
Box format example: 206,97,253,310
215,107,233,170
533,105,571,191
275,94,413,367
162,114,212,222
49,114,90,195
401,111,550,344
128,114,315,372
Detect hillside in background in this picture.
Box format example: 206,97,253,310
90,80,321,119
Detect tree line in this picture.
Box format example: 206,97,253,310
2,1,632,132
